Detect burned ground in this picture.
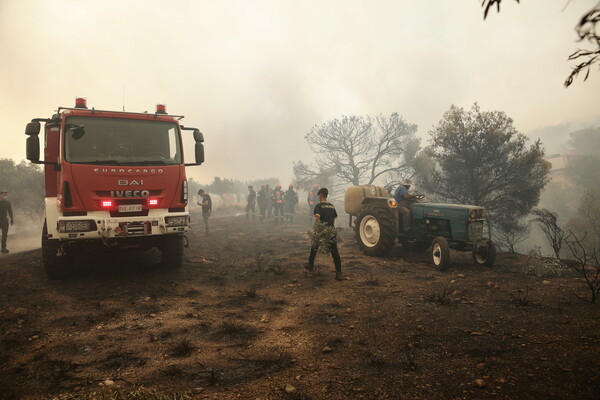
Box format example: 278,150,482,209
1,211,599,399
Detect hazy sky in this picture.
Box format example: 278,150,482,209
1,0,599,185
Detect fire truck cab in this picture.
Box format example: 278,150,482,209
25,98,204,279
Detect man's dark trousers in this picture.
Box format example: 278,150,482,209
0,219,8,250
308,239,341,272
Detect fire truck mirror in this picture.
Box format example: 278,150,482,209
195,142,205,165
193,129,204,143
26,135,40,162
25,121,40,136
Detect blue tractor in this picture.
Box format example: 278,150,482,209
344,185,496,270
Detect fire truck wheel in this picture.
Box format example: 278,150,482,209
42,220,73,279
431,236,450,271
161,234,183,268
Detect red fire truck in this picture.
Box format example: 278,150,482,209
25,98,204,279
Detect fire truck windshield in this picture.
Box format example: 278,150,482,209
64,117,182,165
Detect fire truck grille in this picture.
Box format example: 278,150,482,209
122,223,145,236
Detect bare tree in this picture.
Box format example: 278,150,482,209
563,231,600,303
294,113,419,189
532,208,564,259
495,216,530,253
481,0,600,87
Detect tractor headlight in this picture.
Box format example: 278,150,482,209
165,216,189,227
469,210,477,220
57,220,97,233
388,199,398,208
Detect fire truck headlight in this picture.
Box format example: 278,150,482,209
165,216,188,227
57,220,97,233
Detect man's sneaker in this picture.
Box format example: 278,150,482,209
1,248,8,253
335,271,343,281
304,263,314,272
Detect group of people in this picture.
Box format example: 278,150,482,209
245,184,321,224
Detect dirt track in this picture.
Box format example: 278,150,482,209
1,210,599,399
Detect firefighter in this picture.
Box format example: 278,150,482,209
0,190,14,254
283,184,298,223
246,185,256,220
272,184,285,224
307,184,319,223
257,185,267,222
265,184,273,219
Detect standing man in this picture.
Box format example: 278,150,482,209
307,184,319,223
197,189,212,235
257,185,267,222
304,188,343,281
246,185,256,220
283,184,298,223
393,179,415,234
0,190,14,254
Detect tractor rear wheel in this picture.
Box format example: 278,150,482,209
355,205,396,256
473,239,496,267
431,236,450,271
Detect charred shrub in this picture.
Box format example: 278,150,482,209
425,284,453,305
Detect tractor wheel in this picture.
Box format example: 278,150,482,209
355,205,396,256
431,236,450,271
473,239,496,267
42,220,73,279
161,234,184,268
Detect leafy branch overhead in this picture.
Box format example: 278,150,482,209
481,0,600,87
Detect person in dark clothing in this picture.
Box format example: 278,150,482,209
283,184,298,223
265,184,273,219
304,188,343,281
257,185,267,222
246,185,256,220
0,190,14,253
307,184,319,223
197,189,212,235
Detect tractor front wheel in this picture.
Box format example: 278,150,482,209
473,239,496,267
431,236,450,271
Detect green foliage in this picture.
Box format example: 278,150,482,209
307,222,342,254
0,158,44,217
417,103,551,231
568,127,600,155
564,189,600,254
565,154,600,188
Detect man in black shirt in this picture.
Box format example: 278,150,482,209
246,185,256,220
305,188,343,281
0,190,14,253
197,189,212,235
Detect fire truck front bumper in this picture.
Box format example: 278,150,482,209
49,211,191,240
